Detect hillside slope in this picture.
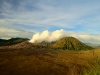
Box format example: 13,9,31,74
0,38,29,46
51,37,93,50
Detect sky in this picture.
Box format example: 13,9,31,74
0,0,100,43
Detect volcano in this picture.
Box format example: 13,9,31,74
50,37,93,50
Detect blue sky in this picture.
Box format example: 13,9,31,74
0,0,100,43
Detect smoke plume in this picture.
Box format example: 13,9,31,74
29,29,66,43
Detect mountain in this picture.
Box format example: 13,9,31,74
0,37,29,46
0,39,6,42
50,37,93,50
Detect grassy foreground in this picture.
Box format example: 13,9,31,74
0,48,100,75
83,49,100,75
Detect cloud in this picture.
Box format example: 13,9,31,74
0,28,34,39
70,33,100,44
0,0,100,43
29,29,100,44
0,0,100,33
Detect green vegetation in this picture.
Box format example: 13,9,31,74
50,37,93,50
83,52,100,75
0,37,29,46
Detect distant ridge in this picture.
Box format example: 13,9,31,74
50,37,93,50
0,37,29,46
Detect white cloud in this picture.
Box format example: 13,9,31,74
29,29,100,44
0,27,100,44
0,28,34,39
71,33,100,44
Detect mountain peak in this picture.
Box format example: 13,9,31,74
50,36,93,50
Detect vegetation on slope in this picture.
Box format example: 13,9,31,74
50,37,93,50
0,37,29,46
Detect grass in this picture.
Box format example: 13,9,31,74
83,50,100,75
0,48,100,75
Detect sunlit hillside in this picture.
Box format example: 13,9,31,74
51,37,93,50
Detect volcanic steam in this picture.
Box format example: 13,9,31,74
29,29,66,43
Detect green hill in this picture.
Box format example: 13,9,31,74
0,37,29,46
50,37,93,50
